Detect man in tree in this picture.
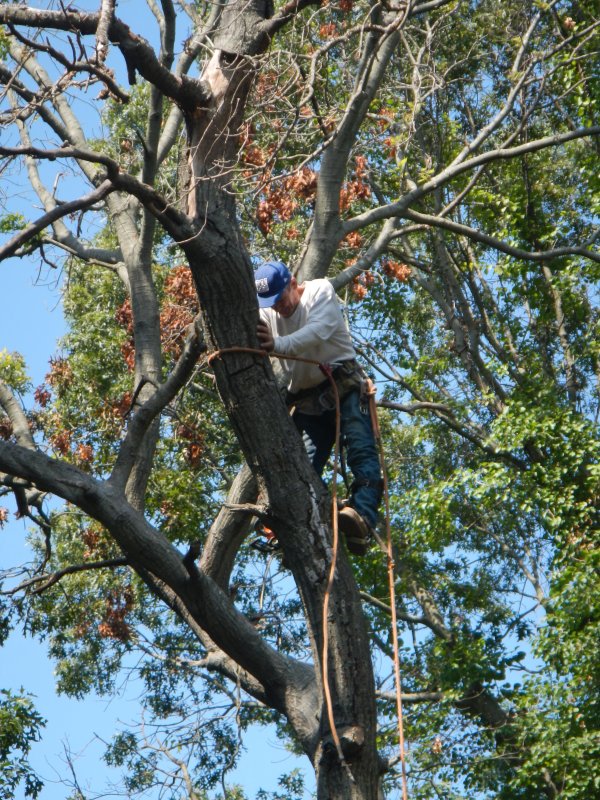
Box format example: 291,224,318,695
255,261,382,555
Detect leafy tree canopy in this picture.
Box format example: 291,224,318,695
0,0,598,798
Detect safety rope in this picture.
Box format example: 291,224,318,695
208,346,408,795
365,380,409,800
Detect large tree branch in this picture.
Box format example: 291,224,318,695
136,0,178,258
0,6,211,110
400,206,600,265
94,0,116,64
153,0,177,69
300,9,405,279
146,570,323,764
0,438,319,735
0,142,193,245
200,464,258,590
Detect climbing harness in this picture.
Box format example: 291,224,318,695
285,358,364,415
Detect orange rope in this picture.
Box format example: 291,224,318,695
210,346,409,792
210,347,409,792
366,381,409,800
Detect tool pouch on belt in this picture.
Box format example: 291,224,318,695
287,360,364,415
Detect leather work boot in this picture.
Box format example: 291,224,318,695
337,506,370,556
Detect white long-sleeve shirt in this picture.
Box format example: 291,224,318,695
259,279,356,393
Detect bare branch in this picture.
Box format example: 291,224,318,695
0,180,115,262
95,0,116,64
5,556,128,595
0,64,71,141
0,5,210,109
6,21,129,101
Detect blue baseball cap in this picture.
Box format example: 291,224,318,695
254,261,292,308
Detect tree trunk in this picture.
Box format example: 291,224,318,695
174,3,380,796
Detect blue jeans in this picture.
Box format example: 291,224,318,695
293,389,382,528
